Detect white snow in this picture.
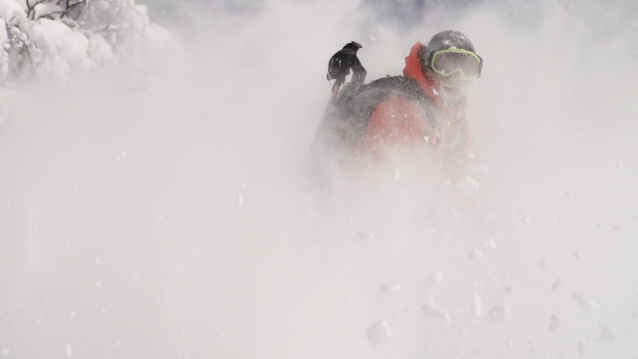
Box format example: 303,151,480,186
365,320,392,345
0,0,25,22
27,18,92,76
0,0,637,358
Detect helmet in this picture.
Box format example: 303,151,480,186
425,31,476,57
423,30,482,78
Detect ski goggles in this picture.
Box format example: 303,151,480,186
429,48,482,79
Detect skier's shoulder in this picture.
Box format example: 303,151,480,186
364,75,415,90
359,75,431,103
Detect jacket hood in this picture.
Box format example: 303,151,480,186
403,42,442,107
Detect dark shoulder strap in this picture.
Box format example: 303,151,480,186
361,76,428,102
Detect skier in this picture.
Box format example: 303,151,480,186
308,30,485,192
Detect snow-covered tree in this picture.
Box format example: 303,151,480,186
0,0,177,84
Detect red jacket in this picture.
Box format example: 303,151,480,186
360,42,472,166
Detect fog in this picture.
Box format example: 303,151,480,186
1,0,638,358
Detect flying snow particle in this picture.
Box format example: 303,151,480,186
424,271,443,291
65,344,72,357
1,348,9,356
551,279,565,293
236,194,244,205
471,294,482,318
577,342,585,356
617,163,624,170
394,168,400,180
380,284,402,293
483,237,497,249
422,300,450,325
468,249,483,260
536,258,548,272
597,326,614,344
366,320,391,345
549,314,560,333
487,305,510,322
572,292,599,312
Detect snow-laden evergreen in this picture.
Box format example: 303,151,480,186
0,0,176,83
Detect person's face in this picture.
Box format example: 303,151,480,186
427,67,474,107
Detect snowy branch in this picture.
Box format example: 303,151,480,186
26,0,48,20
42,0,87,20
0,0,177,85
